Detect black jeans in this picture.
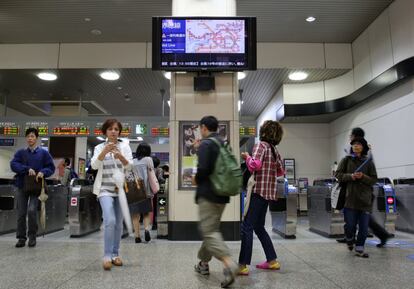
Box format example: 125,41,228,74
239,193,277,265
16,189,39,240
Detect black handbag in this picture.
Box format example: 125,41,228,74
23,175,43,196
124,169,147,204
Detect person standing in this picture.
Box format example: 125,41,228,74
130,142,157,243
10,128,55,248
91,119,133,270
238,120,284,275
336,137,377,258
193,116,238,288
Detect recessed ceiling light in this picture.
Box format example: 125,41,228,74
163,72,172,80
289,71,308,81
91,29,102,35
100,71,120,81
306,16,316,22
237,72,247,80
37,72,57,81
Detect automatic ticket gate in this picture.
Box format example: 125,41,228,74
37,179,68,235
269,179,298,239
157,179,168,239
308,179,344,238
372,178,397,234
394,178,414,234
0,179,17,235
69,179,102,237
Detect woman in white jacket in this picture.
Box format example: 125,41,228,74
91,119,133,270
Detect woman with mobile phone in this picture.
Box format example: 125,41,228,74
91,119,133,270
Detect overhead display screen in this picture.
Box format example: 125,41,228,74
0,122,19,136
153,17,256,71
25,122,48,136
53,122,89,136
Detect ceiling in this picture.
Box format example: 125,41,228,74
0,0,393,43
0,68,348,117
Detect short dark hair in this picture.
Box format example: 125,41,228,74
200,116,218,132
25,128,39,138
351,127,365,138
64,158,71,166
259,120,284,145
101,119,122,136
152,156,160,168
136,142,151,160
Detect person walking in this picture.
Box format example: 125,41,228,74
336,137,378,258
238,120,284,275
193,116,238,288
91,119,133,270
10,128,55,248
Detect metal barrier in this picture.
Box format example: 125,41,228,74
308,179,344,238
37,179,68,236
0,179,17,235
270,179,298,239
68,180,102,237
394,178,414,234
157,179,168,238
372,178,397,234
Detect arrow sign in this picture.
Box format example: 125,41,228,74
159,197,166,206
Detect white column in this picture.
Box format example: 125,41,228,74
168,0,240,240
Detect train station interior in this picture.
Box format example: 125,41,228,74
1,0,414,288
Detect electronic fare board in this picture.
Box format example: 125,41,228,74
239,126,256,136
0,122,19,136
151,127,169,137
53,122,89,136
25,122,49,136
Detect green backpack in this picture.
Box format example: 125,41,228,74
208,137,243,197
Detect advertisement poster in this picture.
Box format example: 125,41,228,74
78,158,86,179
179,121,229,189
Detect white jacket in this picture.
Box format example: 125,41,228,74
91,139,133,196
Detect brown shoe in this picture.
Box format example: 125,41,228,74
103,260,112,271
112,257,123,266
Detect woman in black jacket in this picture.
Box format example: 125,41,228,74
335,137,377,258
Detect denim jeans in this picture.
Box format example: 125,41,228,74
239,193,277,265
99,196,123,261
344,207,370,251
16,189,39,240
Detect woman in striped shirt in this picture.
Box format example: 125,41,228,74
91,119,133,270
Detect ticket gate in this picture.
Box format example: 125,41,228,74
37,180,68,235
157,179,168,239
308,179,344,238
69,180,102,237
297,178,309,215
269,179,298,239
394,178,414,234
372,178,397,234
0,179,17,235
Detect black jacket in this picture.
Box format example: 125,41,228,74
195,133,230,204
335,155,377,212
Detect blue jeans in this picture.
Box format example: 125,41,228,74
99,196,123,261
239,193,277,265
344,208,370,251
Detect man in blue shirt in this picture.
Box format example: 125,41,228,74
10,128,55,248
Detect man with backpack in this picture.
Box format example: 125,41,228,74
194,116,240,288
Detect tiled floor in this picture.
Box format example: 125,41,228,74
1,219,413,289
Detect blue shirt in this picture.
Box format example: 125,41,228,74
10,147,55,188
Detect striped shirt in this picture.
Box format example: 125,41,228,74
99,154,123,198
